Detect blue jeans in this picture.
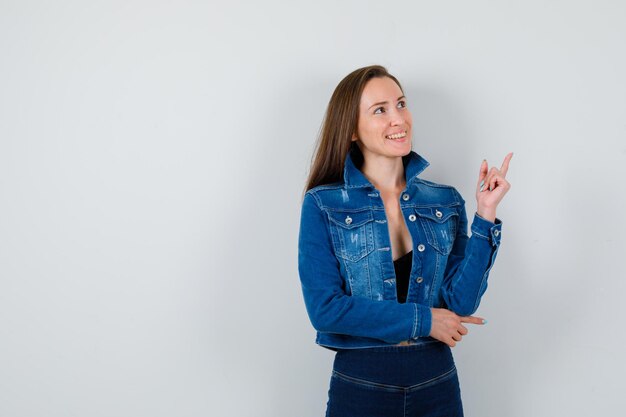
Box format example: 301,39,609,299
325,341,464,417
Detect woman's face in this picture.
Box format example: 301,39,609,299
352,76,413,160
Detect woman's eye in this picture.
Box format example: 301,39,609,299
374,107,385,114
397,100,407,108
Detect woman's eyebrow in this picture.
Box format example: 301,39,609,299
368,95,406,110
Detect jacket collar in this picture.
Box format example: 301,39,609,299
342,147,430,188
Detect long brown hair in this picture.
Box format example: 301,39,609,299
303,65,405,195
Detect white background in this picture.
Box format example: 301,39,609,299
1,1,625,416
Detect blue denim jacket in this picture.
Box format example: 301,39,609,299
297,149,503,350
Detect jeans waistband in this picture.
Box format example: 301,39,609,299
332,340,455,387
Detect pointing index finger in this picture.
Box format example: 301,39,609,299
500,152,513,177
460,316,486,325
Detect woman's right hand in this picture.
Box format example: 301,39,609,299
429,308,485,347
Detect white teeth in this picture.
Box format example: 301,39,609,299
386,131,407,139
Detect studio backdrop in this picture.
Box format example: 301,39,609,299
1,1,624,416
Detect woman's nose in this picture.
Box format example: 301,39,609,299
390,108,406,125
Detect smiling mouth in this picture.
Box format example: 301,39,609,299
385,131,407,140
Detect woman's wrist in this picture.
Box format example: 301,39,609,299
476,207,496,223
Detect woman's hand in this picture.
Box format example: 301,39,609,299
429,308,485,347
475,152,513,222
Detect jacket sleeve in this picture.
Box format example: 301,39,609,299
297,191,432,343
440,189,503,316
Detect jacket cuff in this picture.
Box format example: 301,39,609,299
471,212,503,247
411,303,432,339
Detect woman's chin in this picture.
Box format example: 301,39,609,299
385,138,412,153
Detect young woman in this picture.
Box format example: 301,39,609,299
298,65,512,416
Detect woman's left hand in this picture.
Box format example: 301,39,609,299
475,152,513,222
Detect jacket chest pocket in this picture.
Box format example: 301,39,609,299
414,206,459,255
327,210,375,262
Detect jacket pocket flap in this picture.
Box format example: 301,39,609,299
414,206,458,223
327,210,374,229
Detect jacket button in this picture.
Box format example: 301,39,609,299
416,276,424,283
408,214,416,222
402,193,410,201
494,229,500,237
417,244,425,252
345,215,352,225
435,210,443,218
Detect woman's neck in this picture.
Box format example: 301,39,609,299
360,153,406,193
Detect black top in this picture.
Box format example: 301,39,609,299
393,250,413,303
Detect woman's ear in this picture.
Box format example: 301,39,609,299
351,133,358,142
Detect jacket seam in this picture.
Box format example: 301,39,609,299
471,229,490,240
412,303,419,338
472,245,500,312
